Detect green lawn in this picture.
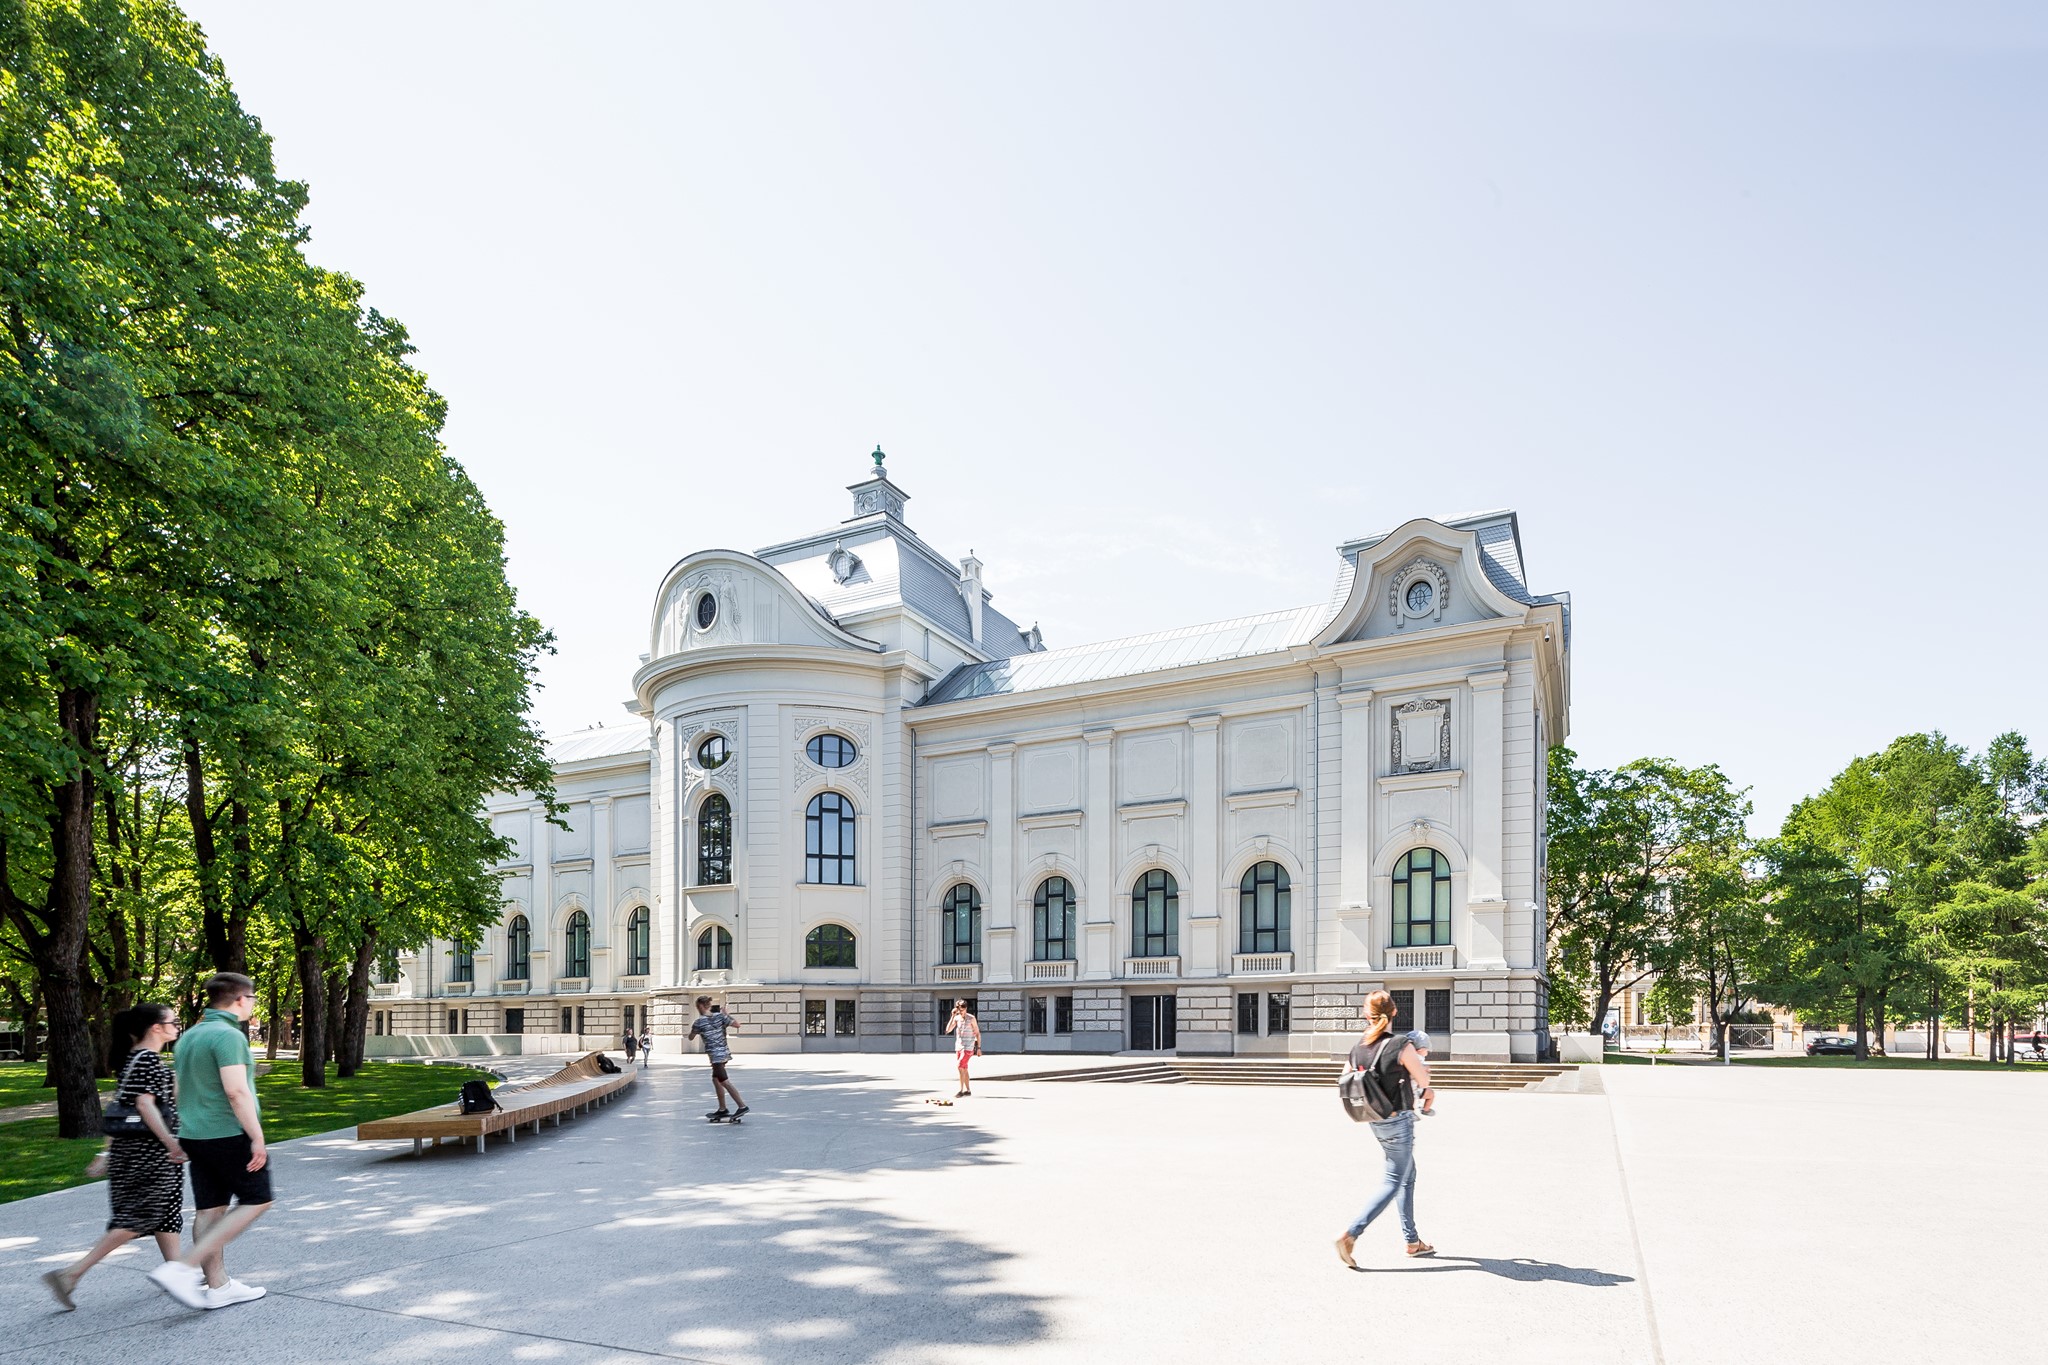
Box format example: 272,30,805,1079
0,1060,495,1205
1735,1054,2048,1070
0,1062,113,1107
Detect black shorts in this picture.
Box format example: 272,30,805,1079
184,1134,275,1211
709,1060,729,1082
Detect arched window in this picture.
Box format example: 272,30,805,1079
505,916,530,980
451,941,474,983
1034,877,1075,961
805,923,857,969
696,924,733,971
697,793,732,885
375,948,400,984
1131,869,1179,958
805,792,856,884
564,909,591,977
1239,861,1291,954
626,907,650,976
941,884,981,965
1391,848,1453,947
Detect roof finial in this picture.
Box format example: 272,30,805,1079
872,444,886,474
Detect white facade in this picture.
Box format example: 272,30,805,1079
371,457,1571,1062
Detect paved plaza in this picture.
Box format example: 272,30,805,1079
0,1056,2037,1364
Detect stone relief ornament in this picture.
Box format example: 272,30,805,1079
672,570,742,650
1388,557,1451,628
793,713,873,795
1391,698,1452,773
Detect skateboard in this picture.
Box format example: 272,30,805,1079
706,1110,744,1124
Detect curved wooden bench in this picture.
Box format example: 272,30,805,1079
357,1051,636,1156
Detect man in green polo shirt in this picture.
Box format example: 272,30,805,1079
147,972,272,1310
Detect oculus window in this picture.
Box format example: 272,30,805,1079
696,734,730,770
694,592,717,630
1390,848,1453,947
806,733,857,768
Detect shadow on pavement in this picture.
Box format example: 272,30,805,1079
1355,1255,1635,1286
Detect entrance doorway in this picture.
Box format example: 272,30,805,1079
1130,994,1177,1051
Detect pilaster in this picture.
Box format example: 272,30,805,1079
986,741,1017,983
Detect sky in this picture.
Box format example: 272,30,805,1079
180,2,2047,832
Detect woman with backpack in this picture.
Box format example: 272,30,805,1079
1334,989,1435,1268
41,1003,187,1310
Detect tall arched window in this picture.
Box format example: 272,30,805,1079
564,909,591,977
375,948,400,984
696,924,733,971
1034,876,1075,961
626,907,650,975
1131,870,1179,958
941,884,981,965
505,915,531,980
805,792,856,884
697,793,732,885
805,923,857,968
1391,848,1453,947
1239,861,1291,954
451,941,474,983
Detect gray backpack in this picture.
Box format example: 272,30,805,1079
1337,1038,1402,1123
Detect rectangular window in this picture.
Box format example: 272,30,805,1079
936,995,978,1034
1267,992,1291,1035
1054,995,1072,1035
1029,996,1048,1034
1390,990,1414,1034
575,1005,587,1036
505,1008,524,1035
373,1011,386,1037
560,1007,572,1034
1237,992,1259,1035
805,1000,828,1036
446,1009,459,1035
834,999,857,1037
1424,989,1451,1035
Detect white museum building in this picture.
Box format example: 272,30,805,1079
369,454,1571,1062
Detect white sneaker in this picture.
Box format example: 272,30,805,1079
204,1279,268,1308
147,1260,210,1309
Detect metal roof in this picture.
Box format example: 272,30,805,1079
924,605,1327,704
547,726,652,764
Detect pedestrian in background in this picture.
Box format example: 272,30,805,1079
42,1004,187,1310
945,999,981,1098
622,1030,637,1061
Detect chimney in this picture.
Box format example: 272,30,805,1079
960,551,984,647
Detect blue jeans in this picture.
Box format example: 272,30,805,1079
1345,1110,1418,1241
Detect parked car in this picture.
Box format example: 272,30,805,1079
1806,1034,1857,1056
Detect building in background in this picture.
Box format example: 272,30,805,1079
370,453,1571,1061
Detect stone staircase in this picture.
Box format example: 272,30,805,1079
999,1057,1576,1092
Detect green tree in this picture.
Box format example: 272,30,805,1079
1544,748,1750,1036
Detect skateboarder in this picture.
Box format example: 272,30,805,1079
691,996,746,1120
945,999,981,1097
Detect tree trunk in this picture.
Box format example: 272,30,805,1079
1853,987,1869,1061
323,963,345,1070
37,686,105,1138
293,930,328,1088
264,972,280,1062
1872,989,1888,1059
338,935,376,1077
182,731,237,973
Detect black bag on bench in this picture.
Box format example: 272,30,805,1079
595,1053,621,1074
458,1078,500,1114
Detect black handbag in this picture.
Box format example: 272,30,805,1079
102,1053,153,1139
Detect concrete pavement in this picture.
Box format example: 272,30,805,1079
0,1054,2037,1363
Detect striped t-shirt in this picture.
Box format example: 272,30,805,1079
690,1010,734,1063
